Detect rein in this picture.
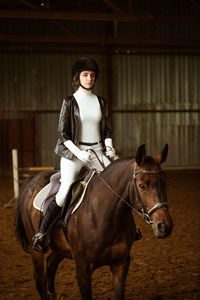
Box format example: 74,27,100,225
87,148,113,170
95,170,135,210
95,162,168,225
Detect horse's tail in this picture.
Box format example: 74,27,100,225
15,176,34,253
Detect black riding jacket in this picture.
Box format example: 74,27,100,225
54,95,112,159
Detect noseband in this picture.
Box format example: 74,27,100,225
133,165,168,224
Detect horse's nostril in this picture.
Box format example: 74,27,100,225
157,223,166,233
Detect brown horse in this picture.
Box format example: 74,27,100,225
15,144,173,300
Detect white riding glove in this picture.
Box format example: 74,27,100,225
64,140,91,163
105,138,115,158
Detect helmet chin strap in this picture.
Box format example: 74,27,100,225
79,83,94,91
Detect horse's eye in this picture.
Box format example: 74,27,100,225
139,184,145,190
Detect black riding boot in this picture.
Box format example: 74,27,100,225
32,199,62,253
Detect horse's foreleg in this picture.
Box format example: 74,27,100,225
31,250,47,300
110,255,130,300
46,252,64,299
75,261,92,300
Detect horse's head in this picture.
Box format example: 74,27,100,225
133,144,173,238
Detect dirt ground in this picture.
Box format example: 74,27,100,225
0,169,200,300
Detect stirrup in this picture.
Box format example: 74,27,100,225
32,232,49,253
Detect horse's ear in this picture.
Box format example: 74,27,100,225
154,144,168,165
136,144,146,166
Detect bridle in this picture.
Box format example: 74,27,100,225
132,164,168,224
95,161,168,225
86,148,168,225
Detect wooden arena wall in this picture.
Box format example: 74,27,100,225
0,52,199,175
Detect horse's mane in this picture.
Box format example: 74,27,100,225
142,156,169,185
106,156,134,168
101,156,134,174
104,156,168,185
143,156,155,164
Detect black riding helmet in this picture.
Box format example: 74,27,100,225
72,57,99,77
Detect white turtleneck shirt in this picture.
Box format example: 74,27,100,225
73,88,102,143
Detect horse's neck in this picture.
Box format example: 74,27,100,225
95,160,132,210
103,159,132,191
87,162,133,231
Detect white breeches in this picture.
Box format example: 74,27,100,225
55,143,111,207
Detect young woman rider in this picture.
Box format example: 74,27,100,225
32,57,115,252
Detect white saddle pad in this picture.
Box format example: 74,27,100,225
33,183,51,212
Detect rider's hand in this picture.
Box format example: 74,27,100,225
64,140,91,163
105,138,115,158
76,150,91,163
106,147,115,158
